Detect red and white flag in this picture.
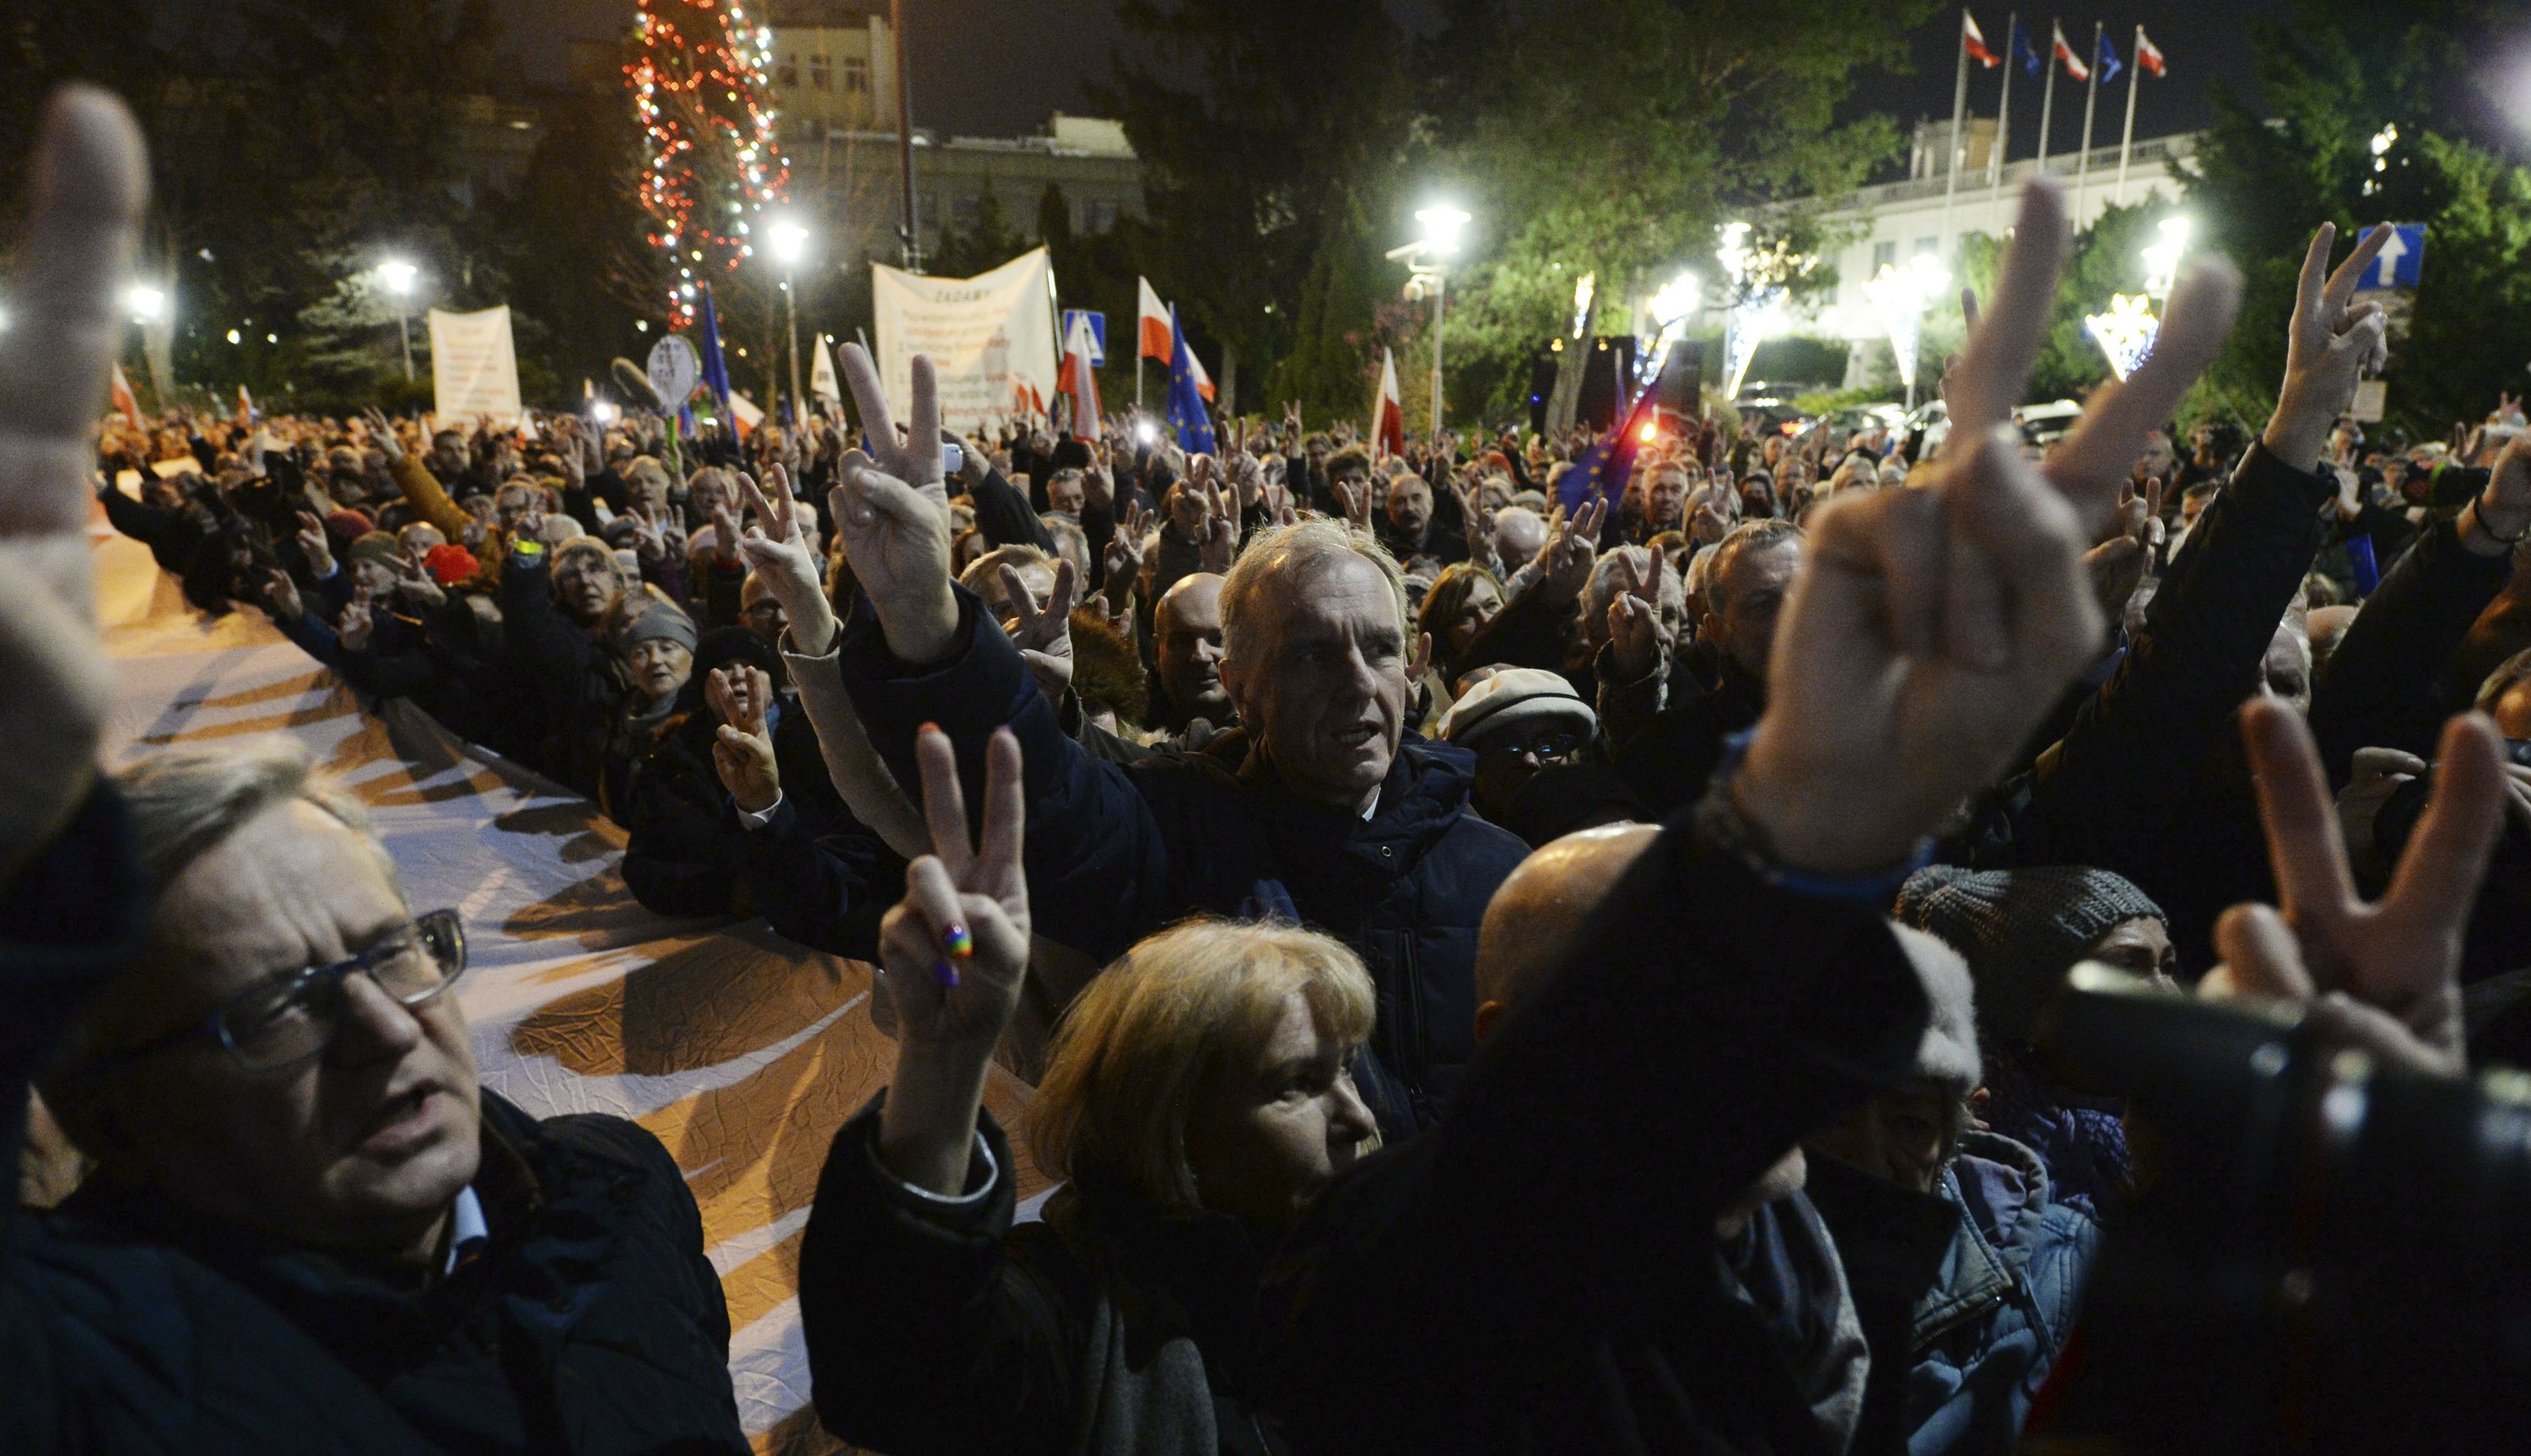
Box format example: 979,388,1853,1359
1185,337,1216,403
1060,310,1102,437
2136,29,2166,77
1371,348,1405,459
109,363,142,430
236,384,255,426
1137,277,1174,364
2053,22,2089,82
1962,12,2000,67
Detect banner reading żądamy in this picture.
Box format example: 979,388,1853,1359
428,305,524,429
871,248,1060,436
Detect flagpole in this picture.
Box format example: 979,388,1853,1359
1989,13,2017,238
1938,7,1972,257
2115,24,2143,204
2074,20,2102,222
2037,23,2058,183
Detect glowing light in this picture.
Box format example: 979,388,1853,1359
1863,253,1952,402
591,400,621,423
1415,205,1471,258
226,328,241,344
2085,294,2161,380
1639,422,1659,444
125,284,167,323
768,218,809,265
2140,217,2192,299
628,0,792,323
377,258,418,296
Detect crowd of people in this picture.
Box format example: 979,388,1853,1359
13,82,2531,1454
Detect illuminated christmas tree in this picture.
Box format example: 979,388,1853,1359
628,0,791,327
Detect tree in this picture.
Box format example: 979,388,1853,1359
928,184,1029,279
629,0,791,331
2181,0,2531,434
1427,0,1940,421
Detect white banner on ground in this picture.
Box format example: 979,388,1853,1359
870,248,1059,436
428,305,523,429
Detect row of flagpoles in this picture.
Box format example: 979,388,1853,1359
1940,9,2170,245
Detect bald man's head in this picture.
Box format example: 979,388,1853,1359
1155,572,1231,725
1472,822,1659,1040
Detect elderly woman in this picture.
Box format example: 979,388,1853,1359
801,726,1380,1456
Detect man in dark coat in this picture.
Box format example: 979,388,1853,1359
0,89,746,1453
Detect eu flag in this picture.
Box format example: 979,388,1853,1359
2015,23,2042,73
2095,30,2123,84
1166,307,1217,454
1556,369,1664,516
697,285,735,422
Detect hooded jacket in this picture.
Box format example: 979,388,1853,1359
824,585,1530,1135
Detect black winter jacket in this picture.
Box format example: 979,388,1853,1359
828,586,1531,1135
1,790,747,1455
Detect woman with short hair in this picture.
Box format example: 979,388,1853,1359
800,725,1380,1456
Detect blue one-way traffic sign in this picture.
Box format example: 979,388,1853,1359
2364,224,2426,289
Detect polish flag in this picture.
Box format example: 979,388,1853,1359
2053,23,2089,82
236,384,255,426
110,364,142,430
1185,337,1216,403
2136,30,2166,77
1137,277,1174,363
1060,310,1102,437
1371,348,1405,459
1962,13,2000,67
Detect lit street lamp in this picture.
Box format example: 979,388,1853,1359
1389,204,1471,431
769,218,811,428
377,259,418,380
125,284,166,324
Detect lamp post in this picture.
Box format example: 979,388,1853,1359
378,259,418,380
1389,204,1471,433
769,220,810,427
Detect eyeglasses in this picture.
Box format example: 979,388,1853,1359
116,910,468,1072
1476,730,1582,762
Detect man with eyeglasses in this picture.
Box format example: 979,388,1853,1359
1435,667,1599,822
0,89,746,1453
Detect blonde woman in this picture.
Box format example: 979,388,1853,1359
800,725,1379,1455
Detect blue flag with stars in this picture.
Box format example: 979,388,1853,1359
696,285,735,424
2015,22,2042,73
2095,30,2123,84
1166,307,1217,454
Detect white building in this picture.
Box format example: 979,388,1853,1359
1796,125,2199,386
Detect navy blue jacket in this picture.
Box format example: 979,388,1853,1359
828,585,1530,1134
1,789,747,1455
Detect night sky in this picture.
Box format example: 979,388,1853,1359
494,1,2290,157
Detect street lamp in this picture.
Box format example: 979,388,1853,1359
1389,203,1471,431
377,259,418,381
125,284,166,324
769,218,812,427
2140,216,2191,301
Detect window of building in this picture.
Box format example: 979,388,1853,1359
843,57,868,93
776,54,798,89
1913,235,1938,261
1870,240,1897,273
809,54,831,91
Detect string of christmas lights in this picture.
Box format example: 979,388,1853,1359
627,0,791,326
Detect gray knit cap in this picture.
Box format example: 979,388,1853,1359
1895,865,2167,1043
613,605,697,655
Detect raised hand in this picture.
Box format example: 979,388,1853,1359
1260,481,1298,530
1200,481,1240,574
336,587,375,652
260,569,305,623
1735,178,2242,876
363,406,405,465
1535,496,1607,607
1000,558,1077,704
391,553,447,611
1103,502,1152,613
834,344,957,661
2261,223,2393,472
1688,483,1733,545
737,461,836,655
295,510,335,578
1454,482,1495,556
2203,702,2504,1077
710,492,742,568
1332,477,1376,533
1605,549,1672,682
2467,433,2531,549
707,664,782,814
874,725,1032,1195
2082,477,2164,622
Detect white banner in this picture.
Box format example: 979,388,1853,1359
428,305,523,429
871,248,1059,436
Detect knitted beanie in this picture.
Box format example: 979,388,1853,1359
1890,924,1982,1092
614,605,697,655
423,542,480,586
345,531,402,569
1895,864,2167,1043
